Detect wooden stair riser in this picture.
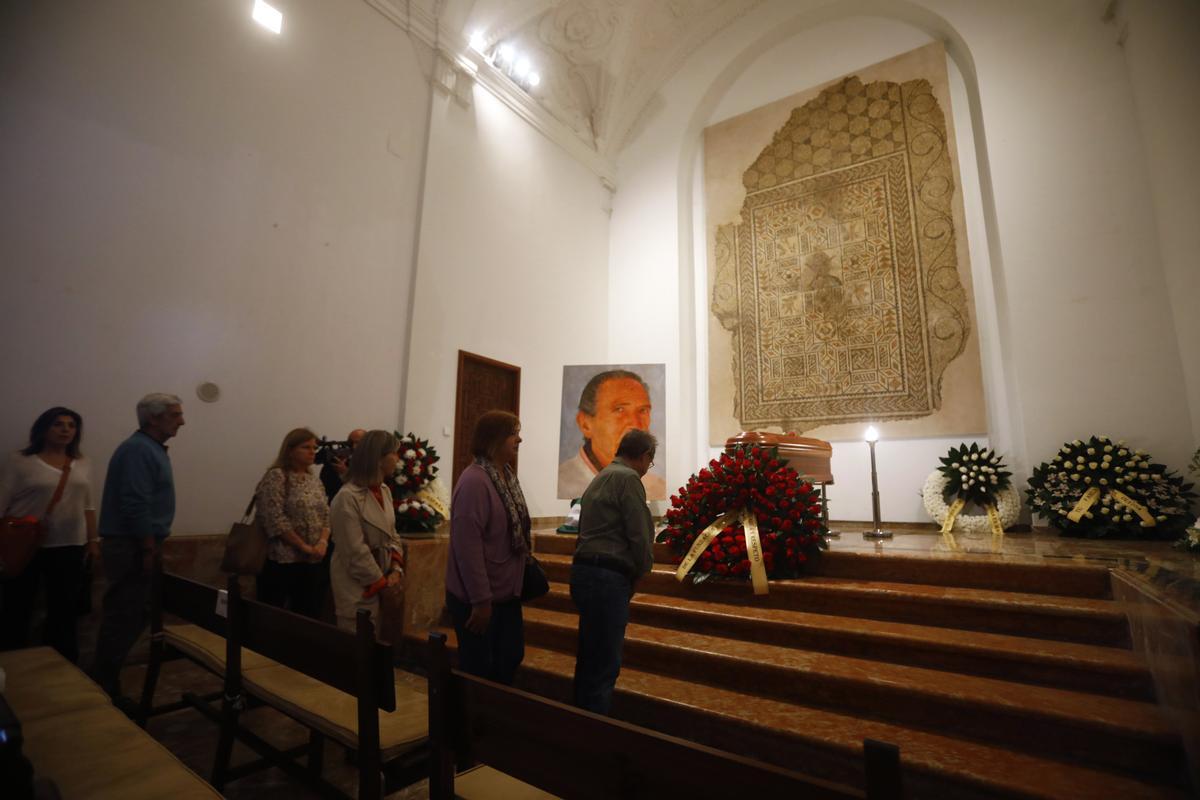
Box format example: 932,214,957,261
408,634,1185,800
517,617,1181,781
539,560,1130,646
533,533,1112,598
529,590,1153,701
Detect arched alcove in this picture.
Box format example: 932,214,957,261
660,0,1026,520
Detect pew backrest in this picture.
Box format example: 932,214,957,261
428,632,868,800
224,577,396,712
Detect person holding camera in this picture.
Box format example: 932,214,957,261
319,428,365,503
255,427,330,619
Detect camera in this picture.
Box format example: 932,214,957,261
314,437,352,466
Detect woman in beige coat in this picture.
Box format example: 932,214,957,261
329,430,404,633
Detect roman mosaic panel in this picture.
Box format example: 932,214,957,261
706,43,986,443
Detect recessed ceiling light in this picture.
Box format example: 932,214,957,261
469,31,486,53
528,72,541,87
252,0,283,34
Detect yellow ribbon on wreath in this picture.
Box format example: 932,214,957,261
414,485,448,519
1066,486,1155,527
675,508,768,595
941,497,1006,536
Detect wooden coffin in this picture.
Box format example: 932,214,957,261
724,431,834,484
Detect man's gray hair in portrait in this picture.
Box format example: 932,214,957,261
577,369,650,415
616,429,657,460
136,393,183,427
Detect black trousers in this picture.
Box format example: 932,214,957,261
0,545,86,663
256,558,326,619
446,591,524,686
91,537,159,698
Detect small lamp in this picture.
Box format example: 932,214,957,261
862,425,893,540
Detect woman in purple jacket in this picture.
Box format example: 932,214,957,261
446,410,529,684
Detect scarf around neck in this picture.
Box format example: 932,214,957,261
475,456,530,556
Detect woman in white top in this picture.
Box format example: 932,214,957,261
255,427,331,619
0,407,97,662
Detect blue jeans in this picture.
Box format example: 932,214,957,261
570,563,633,715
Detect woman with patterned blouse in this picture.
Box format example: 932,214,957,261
255,427,330,619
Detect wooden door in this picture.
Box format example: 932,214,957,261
453,351,521,488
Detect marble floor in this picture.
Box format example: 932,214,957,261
815,521,1200,615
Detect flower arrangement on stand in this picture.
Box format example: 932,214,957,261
657,445,827,594
1175,447,1200,554
922,443,1020,534
1027,436,1196,539
386,432,448,534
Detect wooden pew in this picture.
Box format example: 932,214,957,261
427,631,902,800
0,646,221,799
140,573,428,799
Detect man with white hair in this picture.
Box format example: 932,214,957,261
91,393,184,701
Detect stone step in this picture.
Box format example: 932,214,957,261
516,605,1182,781
408,630,1187,800
533,532,1113,598
531,585,1154,700
537,554,1131,646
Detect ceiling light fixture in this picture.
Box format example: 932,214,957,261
251,0,283,34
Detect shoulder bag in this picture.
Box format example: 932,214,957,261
1,458,72,580
221,494,267,575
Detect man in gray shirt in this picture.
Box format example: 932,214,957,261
570,429,656,714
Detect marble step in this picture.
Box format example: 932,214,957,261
532,532,1113,598
536,554,1131,645
530,585,1154,700
517,605,1182,781
409,630,1187,800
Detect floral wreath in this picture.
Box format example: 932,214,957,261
657,445,826,594
922,443,1020,534
385,432,447,533
1027,435,1196,540
1174,447,1200,554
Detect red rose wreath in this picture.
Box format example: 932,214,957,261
658,445,827,594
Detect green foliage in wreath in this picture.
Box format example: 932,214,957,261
1026,435,1196,540
937,442,1012,506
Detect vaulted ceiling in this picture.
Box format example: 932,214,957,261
444,0,764,161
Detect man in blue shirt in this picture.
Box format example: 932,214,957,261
91,393,184,700
570,429,656,714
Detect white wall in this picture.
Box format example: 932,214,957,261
608,0,1195,522
0,0,431,534
1119,0,1200,445
402,85,612,517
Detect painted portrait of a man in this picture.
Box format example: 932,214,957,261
557,364,666,500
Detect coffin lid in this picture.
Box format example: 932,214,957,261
724,431,832,456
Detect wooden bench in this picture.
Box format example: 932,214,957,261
427,632,902,800
140,572,428,799
0,646,221,799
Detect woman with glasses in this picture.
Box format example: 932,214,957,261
255,427,330,618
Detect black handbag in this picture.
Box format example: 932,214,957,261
520,556,549,602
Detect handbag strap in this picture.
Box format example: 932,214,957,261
242,494,257,523
42,458,72,520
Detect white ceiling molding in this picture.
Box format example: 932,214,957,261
364,0,617,187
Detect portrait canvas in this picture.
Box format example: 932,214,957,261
557,363,667,500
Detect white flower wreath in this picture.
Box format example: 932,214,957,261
922,470,1021,533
